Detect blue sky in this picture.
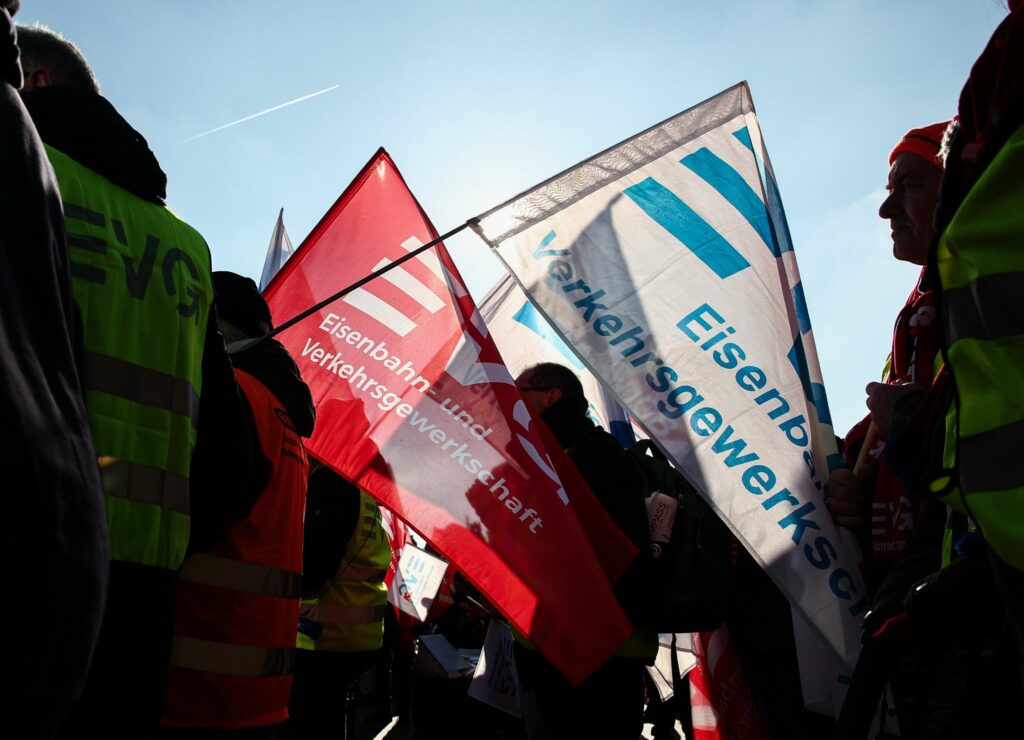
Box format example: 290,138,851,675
19,1,1004,434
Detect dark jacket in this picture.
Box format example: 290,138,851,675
231,337,316,439
540,398,650,617
188,336,315,553
2,13,107,737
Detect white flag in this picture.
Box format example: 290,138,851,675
474,82,864,670
259,207,295,291
647,633,699,703
468,621,523,718
389,545,448,622
479,274,635,446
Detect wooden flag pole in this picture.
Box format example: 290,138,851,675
852,423,878,479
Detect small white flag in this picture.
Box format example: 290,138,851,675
647,633,699,702
259,208,295,291
390,545,448,621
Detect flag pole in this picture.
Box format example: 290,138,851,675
852,423,877,479
270,217,478,337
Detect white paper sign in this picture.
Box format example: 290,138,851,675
468,620,522,718
391,545,448,621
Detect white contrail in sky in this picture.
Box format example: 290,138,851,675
185,84,340,141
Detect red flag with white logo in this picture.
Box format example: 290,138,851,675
264,149,634,683
689,628,765,740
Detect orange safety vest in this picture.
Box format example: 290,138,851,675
163,368,308,729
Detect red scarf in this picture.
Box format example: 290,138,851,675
844,271,939,569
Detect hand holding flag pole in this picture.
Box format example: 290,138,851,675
852,423,877,479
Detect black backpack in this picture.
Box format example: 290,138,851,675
625,440,734,633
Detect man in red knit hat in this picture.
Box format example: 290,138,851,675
825,121,949,593
834,112,1023,736
828,125,953,736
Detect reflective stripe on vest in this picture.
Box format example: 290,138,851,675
85,351,200,426
308,604,388,624
936,124,1024,570
958,419,1024,493
944,271,1024,345
169,636,295,677
99,456,189,514
338,563,388,583
46,145,212,571
177,553,302,599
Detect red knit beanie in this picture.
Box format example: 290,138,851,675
888,121,950,169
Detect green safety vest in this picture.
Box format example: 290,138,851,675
298,490,392,652
47,145,212,571
934,124,1024,572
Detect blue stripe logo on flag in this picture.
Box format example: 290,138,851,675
624,177,751,279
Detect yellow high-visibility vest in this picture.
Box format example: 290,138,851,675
48,145,212,570
934,124,1024,571
299,490,392,652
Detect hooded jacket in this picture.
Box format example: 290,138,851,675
231,337,316,437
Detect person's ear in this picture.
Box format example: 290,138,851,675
546,387,563,407
23,67,53,90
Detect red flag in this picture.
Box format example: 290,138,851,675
264,149,634,683
378,505,411,590
689,628,765,740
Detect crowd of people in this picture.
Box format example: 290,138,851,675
5,0,1024,738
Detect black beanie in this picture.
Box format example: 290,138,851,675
212,271,273,337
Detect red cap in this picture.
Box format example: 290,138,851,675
888,121,950,169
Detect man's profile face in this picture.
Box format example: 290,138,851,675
515,370,561,414
878,152,942,266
